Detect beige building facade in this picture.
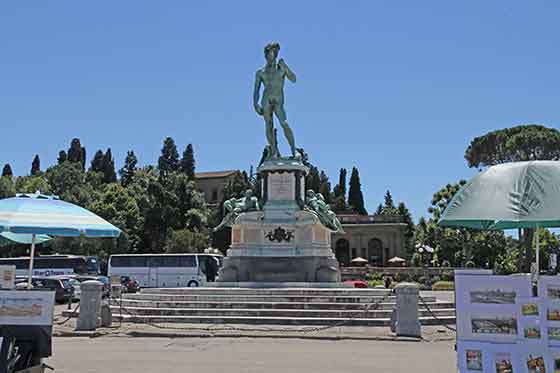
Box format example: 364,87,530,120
331,214,407,267
195,170,238,206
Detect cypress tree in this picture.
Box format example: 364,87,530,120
57,150,67,164
90,150,105,172
318,171,331,203
119,150,138,186
67,138,86,170
375,203,383,215
384,190,395,211
305,166,321,193
1,164,13,178
158,137,180,178
180,144,196,180
333,168,347,199
31,155,41,175
102,148,117,183
348,167,367,215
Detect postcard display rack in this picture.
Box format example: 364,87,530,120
456,270,560,373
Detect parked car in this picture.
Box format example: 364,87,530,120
29,277,74,303
74,275,111,297
120,276,140,293
66,277,82,301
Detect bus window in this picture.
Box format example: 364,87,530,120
161,256,181,268
180,255,196,267
111,256,147,268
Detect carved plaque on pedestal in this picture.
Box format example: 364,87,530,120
268,173,295,201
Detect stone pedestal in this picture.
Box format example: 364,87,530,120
218,158,341,284
76,280,103,331
393,282,422,338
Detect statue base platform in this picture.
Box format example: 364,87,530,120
208,282,351,289
217,158,342,284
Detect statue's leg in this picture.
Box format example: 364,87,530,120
263,104,277,157
274,106,296,157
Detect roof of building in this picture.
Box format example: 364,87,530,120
195,170,239,179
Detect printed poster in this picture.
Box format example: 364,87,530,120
0,290,55,326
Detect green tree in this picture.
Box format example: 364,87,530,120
318,171,331,203
397,202,415,256
305,166,321,193
119,150,138,187
67,138,86,170
180,144,196,180
57,150,67,164
158,137,180,179
15,176,51,194
465,124,560,169
2,164,13,178
375,203,383,215
102,148,117,183
0,176,15,199
383,190,395,212
164,229,208,253
45,162,97,206
31,155,41,176
90,150,105,172
348,167,367,215
332,168,348,211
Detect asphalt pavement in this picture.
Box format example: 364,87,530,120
49,336,456,373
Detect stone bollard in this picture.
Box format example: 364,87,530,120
100,301,112,328
76,280,103,331
393,282,422,338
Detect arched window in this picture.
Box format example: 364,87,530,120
367,238,384,266
335,239,350,266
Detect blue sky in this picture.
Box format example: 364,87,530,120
1,1,559,220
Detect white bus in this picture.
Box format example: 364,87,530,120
0,255,90,277
107,253,223,288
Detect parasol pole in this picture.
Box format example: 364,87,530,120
28,233,36,289
536,225,540,280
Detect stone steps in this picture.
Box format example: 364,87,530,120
112,299,453,311
109,305,456,319
140,287,391,296
108,314,456,327
122,294,433,304
66,288,456,327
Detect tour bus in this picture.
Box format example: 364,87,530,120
0,255,90,277
107,253,223,288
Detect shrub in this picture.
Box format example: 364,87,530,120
432,281,455,291
367,280,384,288
441,272,454,282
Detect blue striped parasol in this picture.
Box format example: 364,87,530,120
0,192,121,286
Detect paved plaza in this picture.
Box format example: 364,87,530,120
49,337,456,373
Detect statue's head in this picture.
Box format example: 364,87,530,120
264,42,280,64
245,189,253,198
306,189,315,199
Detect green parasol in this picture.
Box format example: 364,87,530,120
438,160,560,273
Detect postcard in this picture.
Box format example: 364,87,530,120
522,303,539,316
471,289,517,304
466,349,483,371
549,309,560,322
526,354,546,373
495,352,513,373
472,315,517,335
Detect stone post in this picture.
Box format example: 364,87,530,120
76,280,103,331
393,282,421,338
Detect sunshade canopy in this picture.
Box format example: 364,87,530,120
351,257,368,263
0,232,51,245
388,256,406,263
0,193,121,237
439,161,560,230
